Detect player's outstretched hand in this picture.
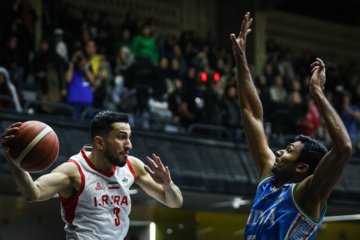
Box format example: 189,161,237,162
230,12,253,60
1,122,21,152
144,154,172,187
310,58,326,92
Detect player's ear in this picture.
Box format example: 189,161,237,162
94,136,104,150
296,163,309,173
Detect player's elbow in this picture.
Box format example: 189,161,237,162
167,196,183,208
23,193,40,203
335,140,352,160
169,199,183,208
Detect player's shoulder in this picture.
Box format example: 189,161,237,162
127,156,146,175
127,156,144,168
52,161,81,178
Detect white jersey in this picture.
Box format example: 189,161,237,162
60,147,136,240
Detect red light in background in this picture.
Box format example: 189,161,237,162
201,72,207,82
214,72,220,82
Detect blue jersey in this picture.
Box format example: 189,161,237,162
245,175,326,240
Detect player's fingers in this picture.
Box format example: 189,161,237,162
146,156,158,169
144,165,155,176
152,154,165,169
2,127,18,138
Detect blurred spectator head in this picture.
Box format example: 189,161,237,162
173,77,182,90
40,38,50,52
85,40,97,57
122,28,130,40
173,44,182,57
342,90,352,104
141,25,151,37
6,36,18,50
274,75,283,87
289,91,302,104
159,57,169,69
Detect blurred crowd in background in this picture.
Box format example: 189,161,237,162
1,0,360,155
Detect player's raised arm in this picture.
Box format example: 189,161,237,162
230,12,275,179
300,58,352,205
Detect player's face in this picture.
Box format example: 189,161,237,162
103,122,132,167
271,141,303,181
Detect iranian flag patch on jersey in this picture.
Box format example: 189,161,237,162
108,182,120,189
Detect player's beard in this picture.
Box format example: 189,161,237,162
103,149,127,167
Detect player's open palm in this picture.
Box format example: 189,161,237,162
144,154,172,187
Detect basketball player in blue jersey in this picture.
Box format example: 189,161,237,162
230,12,352,239
1,111,183,239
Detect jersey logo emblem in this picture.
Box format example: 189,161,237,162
122,177,128,184
95,182,104,191
108,182,120,189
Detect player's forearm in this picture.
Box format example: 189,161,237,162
235,54,263,120
163,181,183,208
6,156,39,201
311,86,351,152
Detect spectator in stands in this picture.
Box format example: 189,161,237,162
339,90,360,154
65,50,94,118
85,40,108,109
183,66,197,90
54,28,68,62
300,75,311,98
31,37,67,114
121,10,139,40
269,74,287,103
262,61,277,87
0,35,25,94
168,58,181,81
0,68,21,111
255,74,273,122
112,46,136,89
131,24,159,65
277,47,295,79
114,28,132,56
191,50,209,72
298,95,320,137
168,77,184,123
172,44,187,78
153,57,171,101
219,85,242,132
180,71,208,127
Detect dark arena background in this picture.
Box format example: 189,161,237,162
0,0,360,239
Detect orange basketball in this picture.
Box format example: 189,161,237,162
8,120,59,173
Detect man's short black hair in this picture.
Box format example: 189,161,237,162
295,134,328,176
90,111,129,140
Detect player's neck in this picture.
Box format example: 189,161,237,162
275,176,303,188
88,151,113,173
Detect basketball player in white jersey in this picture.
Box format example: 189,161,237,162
1,110,183,239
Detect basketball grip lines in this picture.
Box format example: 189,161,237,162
11,125,54,169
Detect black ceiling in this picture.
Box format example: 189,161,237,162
261,0,360,28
